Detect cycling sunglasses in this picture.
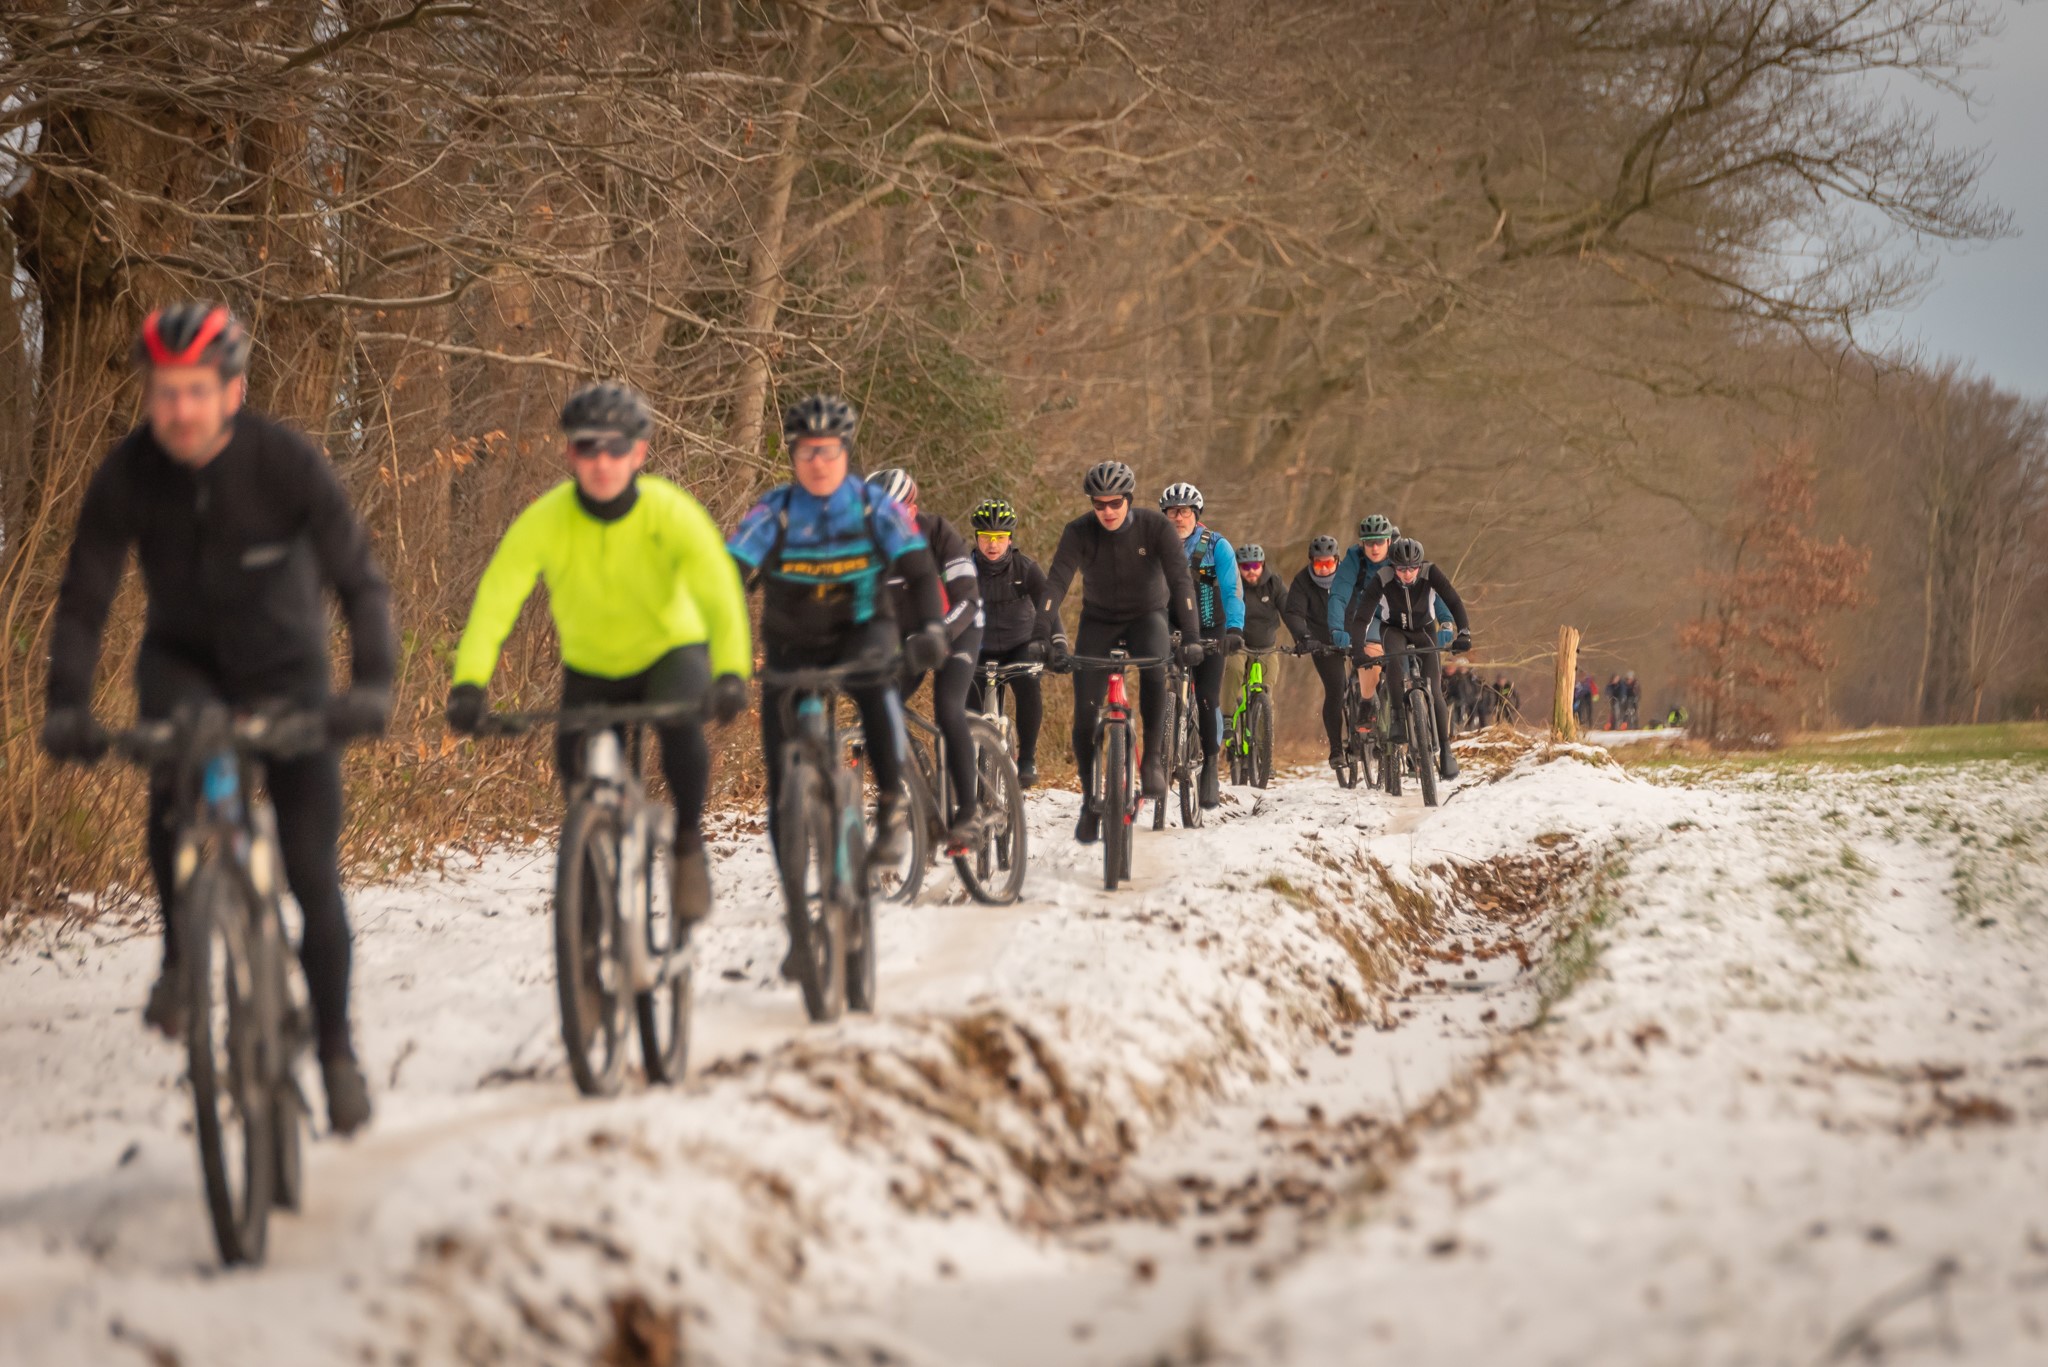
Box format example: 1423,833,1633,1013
568,432,636,460
1090,496,1127,512
1240,561,1265,573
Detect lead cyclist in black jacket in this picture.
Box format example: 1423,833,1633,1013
40,303,394,1135
1042,461,1204,843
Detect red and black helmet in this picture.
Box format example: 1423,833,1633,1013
131,302,252,377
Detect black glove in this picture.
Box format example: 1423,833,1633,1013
1223,629,1245,656
709,673,750,725
1451,630,1473,656
445,683,487,735
1047,635,1071,673
327,687,392,742
904,623,949,675
1178,639,1207,668
1020,638,1048,665
41,707,109,763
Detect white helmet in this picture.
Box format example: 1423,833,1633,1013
1159,482,1203,513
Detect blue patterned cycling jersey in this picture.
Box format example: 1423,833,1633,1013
728,478,927,642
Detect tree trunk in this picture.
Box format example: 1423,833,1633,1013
1553,626,1579,740
724,15,824,461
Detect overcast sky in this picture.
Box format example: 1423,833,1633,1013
1889,0,2048,399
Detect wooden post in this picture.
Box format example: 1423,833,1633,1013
1553,626,1580,740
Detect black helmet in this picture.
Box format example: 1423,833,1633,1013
559,381,653,440
1358,514,1395,541
1238,543,1266,564
783,393,859,449
1309,535,1340,559
133,302,252,378
1158,481,1203,513
1388,537,1424,568
870,468,918,505
971,498,1018,533
1083,461,1136,498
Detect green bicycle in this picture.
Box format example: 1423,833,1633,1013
1222,645,1279,789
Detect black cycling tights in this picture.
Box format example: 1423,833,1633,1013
558,644,712,849
903,626,983,826
969,640,1044,769
1309,651,1348,753
1193,636,1227,757
140,650,355,1064
1070,613,1170,785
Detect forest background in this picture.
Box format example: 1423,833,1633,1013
4,0,2043,911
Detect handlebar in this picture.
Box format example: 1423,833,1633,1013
977,662,1045,681
756,651,898,694
109,707,332,768
476,699,708,738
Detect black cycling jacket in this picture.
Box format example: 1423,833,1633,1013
1042,506,1200,639
1241,573,1284,650
1343,562,1471,639
47,410,395,709
888,511,980,641
1283,567,1336,646
975,548,1048,653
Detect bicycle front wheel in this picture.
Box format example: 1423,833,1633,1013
637,832,692,1085
1178,704,1203,829
1411,689,1440,808
556,801,631,1097
1249,692,1273,789
957,718,1026,905
1153,690,1176,831
777,756,847,1023
1102,722,1129,892
182,858,278,1266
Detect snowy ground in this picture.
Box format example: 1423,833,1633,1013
2,738,2042,1365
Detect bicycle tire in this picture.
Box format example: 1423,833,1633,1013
957,718,1027,905
183,859,277,1265
636,832,692,1085
1412,688,1440,808
1152,690,1175,831
1102,721,1129,892
838,767,878,1013
1178,701,1202,829
1383,699,1404,797
1118,724,1135,882
555,800,630,1097
860,733,931,905
777,755,847,1023
1249,693,1273,789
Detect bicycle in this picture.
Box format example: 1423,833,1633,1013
759,659,890,1022
1300,643,1372,790
476,701,701,1096
1223,646,1280,789
1061,649,1167,892
1371,638,1449,808
869,700,1028,907
1155,633,1205,830
106,704,342,1266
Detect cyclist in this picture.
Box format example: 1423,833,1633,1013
40,302,393,1135
727,395,948,883
966,498,1050,788
1237,544,1284,653
444,382,752,929
1159,483,1242,809
870,468,984,850
1326,514,1453,715
1342,537,1471,780
1042,462,1203,843
1283,534,1349,767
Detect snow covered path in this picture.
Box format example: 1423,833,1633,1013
3,744,2041,1365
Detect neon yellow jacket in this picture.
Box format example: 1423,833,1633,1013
453,477,751,685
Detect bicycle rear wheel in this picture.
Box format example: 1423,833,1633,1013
1102,722,1129,892
637,831,692,1085
957,719,1027,905
1411,689,1440,808
777,756,847,1023
1249,692,1273,789
1178,702,1203,829
182,859,277,1266
556,800,630,1096
855,732,931,904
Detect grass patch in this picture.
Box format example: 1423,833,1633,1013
1619,722,2048,773
1533,854,1627,1025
